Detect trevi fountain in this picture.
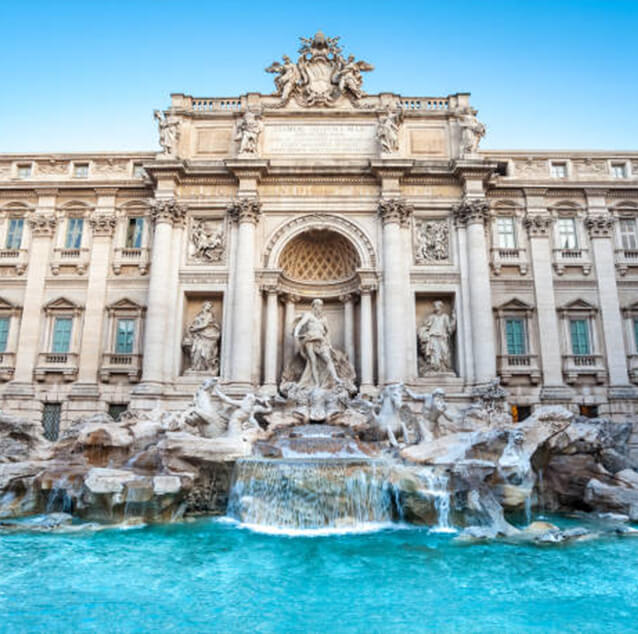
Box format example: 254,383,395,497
2,30,638,633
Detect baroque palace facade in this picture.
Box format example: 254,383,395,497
1,32,638,435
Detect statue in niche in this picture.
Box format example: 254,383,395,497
235,111,263,155
183,302,221,374
376,109,402,153
417,301,456,375
280,298,356,399
458,106,486,156
153,110,180,157
191,220,224,262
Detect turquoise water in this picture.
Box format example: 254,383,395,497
1,519,638,633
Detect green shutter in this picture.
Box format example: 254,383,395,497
115,319,135,354
634,319,638,352
570,319,590,355
0,317,9,353
52,318,72,353
505,319,526,355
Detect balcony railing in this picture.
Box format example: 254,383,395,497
50,248,90,275
112,247,150,275
100,353,142,383
0,248,28,275
34,352,78,381
497,354,540,384
562,354,606,384
553,248,592,275
490,247,528,275
615,248,638,276
400,98,449,111
0,351,16,381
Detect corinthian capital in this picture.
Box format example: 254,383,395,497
378,198,413,227
27,214,57,237
585,214,615,238
524,213,554,237
452,198,489,226
151,198,187,226
227,197,262,224
89,214,117,237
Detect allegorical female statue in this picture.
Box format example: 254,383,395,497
417,301,456,374
183,302,221,374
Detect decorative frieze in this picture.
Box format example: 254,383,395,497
585,214,615,238
524,214,554,237
27,215,57,237
150,198,187,225
189,218,225,263
227,197,262,224
414,219,449,263
89,215,117,237
378,198,413,227
452,198,488,226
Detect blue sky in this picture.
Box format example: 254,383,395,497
1,0,637,153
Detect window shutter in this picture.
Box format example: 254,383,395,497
505,319,525,355
570,319,590,355
0,317,9,353
116,319,135,354
52,318,72,353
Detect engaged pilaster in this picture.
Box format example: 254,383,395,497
453,197,496,383
228,196,262,387
378,197,413,384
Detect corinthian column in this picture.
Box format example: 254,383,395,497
139,198,185,389
585,213,630,388
378,198,413,384
11,213,57,390
453,198,496,383
74,212,117,393
228,197,261,387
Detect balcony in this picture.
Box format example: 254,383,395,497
0,352,16,381
99,353,142,383
34,352,78,382
112,247,150,275
50,248,90,276
615,248,638,276
490,248,528,275
0,248,28,275
562,354,606,384
497,354,541,384
553,248,592,275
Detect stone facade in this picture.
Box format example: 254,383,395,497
1,32,638,430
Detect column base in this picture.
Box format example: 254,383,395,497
2,381,35,399
69,383,100,400
540,385,574,402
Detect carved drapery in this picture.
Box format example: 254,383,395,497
189,218,225,263
414,219,449,263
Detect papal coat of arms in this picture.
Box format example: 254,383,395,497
265,31,374,107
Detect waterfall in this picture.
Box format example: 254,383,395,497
416,469,454,532
227,458,394,532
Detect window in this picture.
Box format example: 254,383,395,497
0,317,9,353
570,319,590,355
505,318,527,355
510,404,532,422
125,217,144,248
5,218,24,249
557,217,578,249
132,164,145,178
73,163,89,178
496,217,516,248
579,404,598,419
16,164,32,179
115,319,135,354
108,403,128,421
619,219,638,250
42,403,61,441
65,218,84,249
551,162,567,178
611,163,627,179
52,317,72,353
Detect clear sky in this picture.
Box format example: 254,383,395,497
1,0,637,153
